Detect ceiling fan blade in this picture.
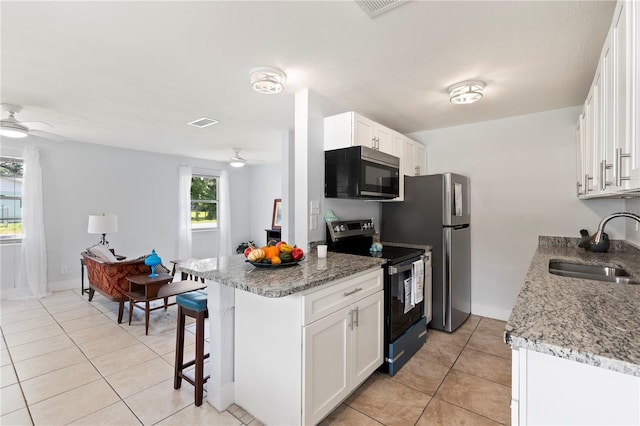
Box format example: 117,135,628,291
29,129,67,142
21,120,54,128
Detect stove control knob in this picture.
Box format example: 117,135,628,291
340,225,346,231
334,226,340,232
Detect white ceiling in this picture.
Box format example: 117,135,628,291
1,1,615,164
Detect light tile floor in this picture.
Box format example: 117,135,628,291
1,289,511,425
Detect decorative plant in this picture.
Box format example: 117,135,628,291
236,241,254,254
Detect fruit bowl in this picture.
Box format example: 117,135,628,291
246,256,305,268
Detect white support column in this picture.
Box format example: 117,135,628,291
294,89,310,250
206,279,235,411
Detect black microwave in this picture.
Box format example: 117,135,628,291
325,146,400,199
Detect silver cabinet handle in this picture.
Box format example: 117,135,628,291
615,148,632,187
576,181,583,197
344,287,363,297
584,174,593,193
353,307,359,327
600,160,613,190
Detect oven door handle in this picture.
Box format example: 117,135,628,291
388,256,425,275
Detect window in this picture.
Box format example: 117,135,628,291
191,175,218,229
0,156,23,242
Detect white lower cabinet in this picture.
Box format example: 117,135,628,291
234,268,384,426
303,291,383,425
511,348,640,425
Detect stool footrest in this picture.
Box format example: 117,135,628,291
177,371,210,387
180,353,210,370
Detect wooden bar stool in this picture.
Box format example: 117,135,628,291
174,290,209,406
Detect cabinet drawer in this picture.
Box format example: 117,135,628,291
302,268,382,326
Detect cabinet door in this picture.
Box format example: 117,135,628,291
584,85,597,196
576,114,585,197
392,133,405,200
600,31,615,193
302,306,351,426
628,0,640,188
375,125,393,154
354,114,375,149
351,291,384,387
414,143,427,176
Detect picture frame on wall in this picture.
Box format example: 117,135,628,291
271,198,282,229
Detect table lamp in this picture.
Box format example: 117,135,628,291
88,213,118,246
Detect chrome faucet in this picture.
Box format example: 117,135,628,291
591,212,640,252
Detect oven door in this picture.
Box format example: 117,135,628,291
360,159,399,199
387,256,425,342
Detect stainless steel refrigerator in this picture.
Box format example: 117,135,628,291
381,173,471,332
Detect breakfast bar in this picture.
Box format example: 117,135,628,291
174,251,386,423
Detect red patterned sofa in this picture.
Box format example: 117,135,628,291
81,251,168,323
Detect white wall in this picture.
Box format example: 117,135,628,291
410,106,625,320
625,198,640,246
0,136,251,298
249,163,282,247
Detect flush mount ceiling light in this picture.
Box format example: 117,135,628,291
448,80,486,105
250,67,287,94
229,148,246,168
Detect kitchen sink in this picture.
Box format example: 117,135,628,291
548,260,640,285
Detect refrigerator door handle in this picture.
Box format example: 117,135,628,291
443,230,451,330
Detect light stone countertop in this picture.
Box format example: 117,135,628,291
174,252,385,298
505,236,640,376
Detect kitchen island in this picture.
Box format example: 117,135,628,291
505,236,640,425
175,251,386,425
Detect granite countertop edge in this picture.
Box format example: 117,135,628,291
175,252,386,298
505,236,640,377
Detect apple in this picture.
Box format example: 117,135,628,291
244,247,252,258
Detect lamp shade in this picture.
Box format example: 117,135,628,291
88,214,118,234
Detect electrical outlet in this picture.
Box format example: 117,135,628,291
60,265,69,275
310,214,318,230
310,200,320,215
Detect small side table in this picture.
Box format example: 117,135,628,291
125,273,175,335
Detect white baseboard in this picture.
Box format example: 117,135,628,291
471,302,512,321
48,278,82,293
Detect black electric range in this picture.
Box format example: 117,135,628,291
326,219,428,376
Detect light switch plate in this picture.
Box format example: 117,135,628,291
310,200,320,215
310,214,318,230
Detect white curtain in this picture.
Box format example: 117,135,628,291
219,169,232,256
178,166,192,259
15,146,48,299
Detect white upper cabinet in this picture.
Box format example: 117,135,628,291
325,111,427,202
325,111,395,155
577,1,640,198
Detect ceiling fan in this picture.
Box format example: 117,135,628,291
229,148,246,168
0,103,60,140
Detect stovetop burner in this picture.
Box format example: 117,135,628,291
326,219,424,264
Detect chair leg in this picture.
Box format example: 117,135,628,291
195,311,205,406
88,288,95,301
174,306,186,389
117,300,124,324
145,301,150,335
128,298,134,325
164,296,169,311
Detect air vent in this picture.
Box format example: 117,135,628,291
355,0,408,18
187,117,219,128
